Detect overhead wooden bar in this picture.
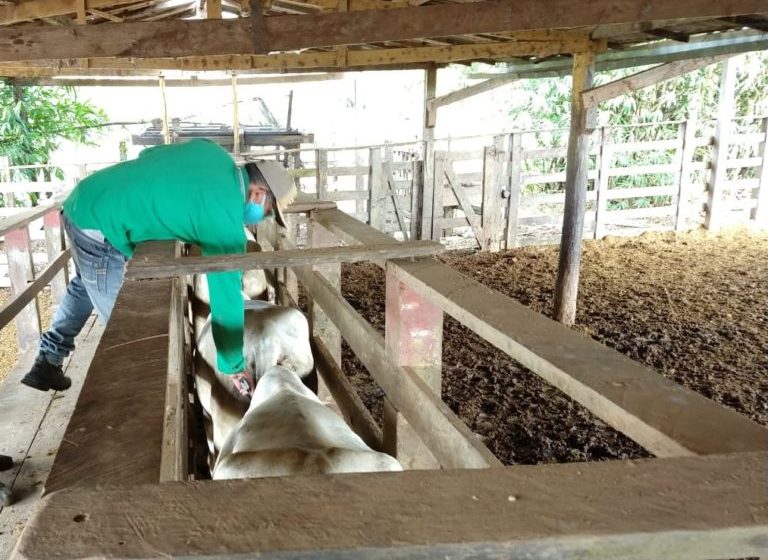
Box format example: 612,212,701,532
0,0,765,62
0,201,61,238
45,242,175,494
125,240,444,280
16,452,768,559
582,54,733,107
311,208,768,457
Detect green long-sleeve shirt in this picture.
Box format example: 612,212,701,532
63,139,247,374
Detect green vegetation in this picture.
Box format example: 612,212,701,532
0,82,107,191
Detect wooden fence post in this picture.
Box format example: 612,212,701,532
504,133,523,249
0,156,13,208
43,210,68,306
675,119,698,231
410,160,424,241
755,116,768,226
383,262,442,469
706,58,737,231
315,148,328,200
594,127,612,239
6,226,41,352
420,65,437,241
368,148,385,231
481,137,505,252
432,151,447,242
554,51,597,326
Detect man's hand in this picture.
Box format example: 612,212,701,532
231,372,254,397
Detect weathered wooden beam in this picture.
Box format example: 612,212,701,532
0,202,61,238
0,249,69,332
0,37,598,70
583,54,732,107
125,240,444,280
45,241,176,494
86,7,124,21
17,452,768,559
311,208,768,456
430,74,519,111
2,0,766,61
553,51,596,326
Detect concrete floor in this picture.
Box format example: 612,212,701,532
0,318,102,559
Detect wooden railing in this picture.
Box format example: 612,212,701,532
0,201,70,352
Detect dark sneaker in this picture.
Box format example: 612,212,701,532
21,355,71,392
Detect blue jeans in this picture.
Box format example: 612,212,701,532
39,214,127,366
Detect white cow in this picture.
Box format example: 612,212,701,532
192,239,270,306
213,365,403,479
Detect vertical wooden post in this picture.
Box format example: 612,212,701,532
594,127,612,239
315,149,328,200
420,66,437,240
431,151,447,242
207,0,222,18
754,116,768,226
309,217,342,412
7,226,41,352
232,73,240,158
383,263,442,469
504,133,523,249
481,137,505,252
368,148,384,230
159,75,171,145
706,58,737,231
410,160,424,241
675,119,698,231
43,210,67,306
276,214,300,307
554,51,596,326
355,149,365,215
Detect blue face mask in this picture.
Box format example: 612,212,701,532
243,201,265,225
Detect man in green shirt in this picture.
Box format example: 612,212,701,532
21,139,295,397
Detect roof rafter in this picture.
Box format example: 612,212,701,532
0,0,766,61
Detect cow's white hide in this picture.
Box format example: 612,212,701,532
213,365,403,479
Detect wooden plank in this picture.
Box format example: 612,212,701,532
431,151,447,241
315,148,328,199
481,143,505,251
608,163,678,177
368,148,384,230
410,160,423,241
383,262,442,469
504,133,523,249
583,54,732,107
0,0,141,25
382,159,409,240
15,452,768,559
610,138,682,152
0,318,102,560
0,202,60,239
311,336,383,452
594,128,612,238
159,274,188,483
284,198,337,213
42,211,67,305
554,51,596,325
393,257,768,456
444,167,482,243
0,250,69,332
676,118,699,230
125,241,444,279
45,243,175,494
430,74,518,110
754,116,768,224
706,58,737,231
260,224,498,469
6,227,41,352
605,185,677,200
324,190,369,202
421,66,437,239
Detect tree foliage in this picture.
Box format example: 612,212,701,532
0,82,107,178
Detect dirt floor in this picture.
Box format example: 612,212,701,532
0,289,53,385
341,227,768,465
